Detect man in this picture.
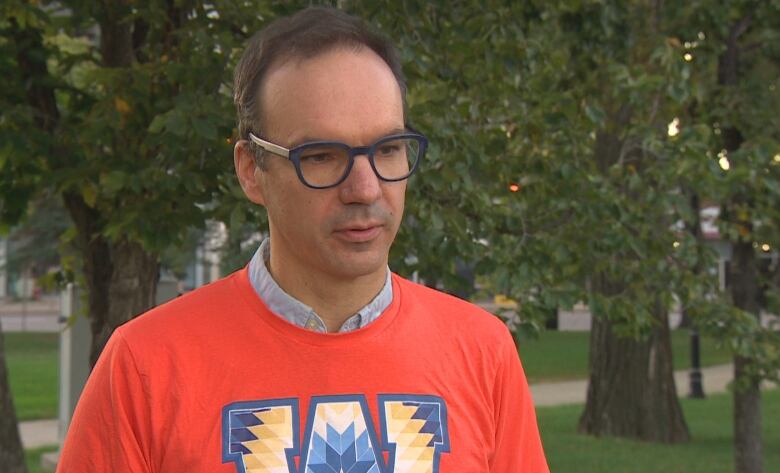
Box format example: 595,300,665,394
58,7,548,473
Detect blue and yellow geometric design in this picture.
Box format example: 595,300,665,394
222,395,449,473
379,395,450,473
222,399,300,473
300,396,382,473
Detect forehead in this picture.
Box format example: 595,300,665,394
260,47,404,145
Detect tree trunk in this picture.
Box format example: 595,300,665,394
90,238,159,367
734,357,762,473
717,13,763,471
730,240,763,473
63,193,160,367
0,322,27,473
578,279,690,442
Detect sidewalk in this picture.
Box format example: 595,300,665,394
19,419,59,450
531,362,737,407
0,295,61,333
0,295,60,316
20,363,746,450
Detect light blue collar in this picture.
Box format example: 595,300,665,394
247,238,393,333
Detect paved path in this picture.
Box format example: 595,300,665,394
531,363,736,407
19,419,59,450
20,363,748,450
0,295,61,332
1,314,62,332
0,296,60,315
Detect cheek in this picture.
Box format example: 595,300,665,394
389,182,407,208
384,184,407,222
269,184,334,231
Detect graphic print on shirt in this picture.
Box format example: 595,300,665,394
222,394,450,473
222,398,300,473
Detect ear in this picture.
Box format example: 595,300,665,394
234,140,266,206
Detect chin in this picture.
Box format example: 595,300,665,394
326,251,387,280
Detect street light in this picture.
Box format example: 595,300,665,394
689,326,705,398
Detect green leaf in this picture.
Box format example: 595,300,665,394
148,115,166,134
100,171,127,194
166,112,187,137
584,103,606,126
80,184,97,208
192,116,217,140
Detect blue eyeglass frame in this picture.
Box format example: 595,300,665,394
247,125,428,189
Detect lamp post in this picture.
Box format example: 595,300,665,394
689,326,705,398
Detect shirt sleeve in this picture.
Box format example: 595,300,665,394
57,328,152,473
489,328,549,473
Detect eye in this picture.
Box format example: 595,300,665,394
376,143,403,157
300,152,335,164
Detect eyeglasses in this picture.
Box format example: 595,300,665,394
248,127,428,189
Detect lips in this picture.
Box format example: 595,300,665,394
334,223,383,243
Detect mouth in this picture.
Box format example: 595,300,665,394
333,223,383,243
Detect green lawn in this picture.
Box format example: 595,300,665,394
517,330,733,383
24,445,58,473
539,388,780,472
5,332,59,421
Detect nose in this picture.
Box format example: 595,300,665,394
338,154,382,204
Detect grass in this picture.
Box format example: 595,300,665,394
538,388,780,472
517,330,733,383
24,445,58,473
4,332,59,421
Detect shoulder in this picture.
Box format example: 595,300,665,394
117,269,249,348
393,273,512,342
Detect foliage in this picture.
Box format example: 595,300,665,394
0,0,253,255
349,0,780,379
673,0,780,387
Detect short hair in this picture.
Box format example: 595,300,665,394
233,6,407,145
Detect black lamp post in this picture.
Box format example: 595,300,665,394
689,327,705,398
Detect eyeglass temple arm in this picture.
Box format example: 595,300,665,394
248,132,290,158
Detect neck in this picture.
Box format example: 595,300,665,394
267,243,387,333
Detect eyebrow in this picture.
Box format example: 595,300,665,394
290,127,408,148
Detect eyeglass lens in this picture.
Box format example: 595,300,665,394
298,138,421,187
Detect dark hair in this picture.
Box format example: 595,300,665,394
233,6,407,144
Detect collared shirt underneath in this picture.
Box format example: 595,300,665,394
247,239,393,333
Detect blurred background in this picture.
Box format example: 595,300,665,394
0,1,778,472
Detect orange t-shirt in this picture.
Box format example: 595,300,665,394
58,268,548,473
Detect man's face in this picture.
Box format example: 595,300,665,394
242,47,406,282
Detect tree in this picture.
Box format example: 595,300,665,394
680,2,780,471
555,1,695,442
0,0,276,366
0,324,26,473
351,0,694,442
